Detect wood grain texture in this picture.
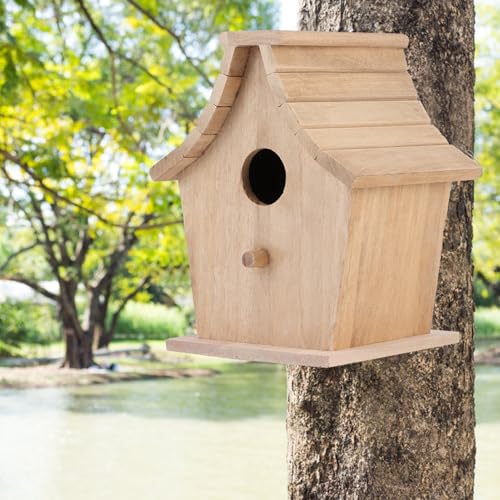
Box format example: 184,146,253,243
220,46,250,76
178,48,350,351
266,46,407,73
289,100,431,128
220,30,409,48
196,104,231,135
333,182,452,349
274,72,418,103
182,129,216,158
210,74,242,106
167,330,459,367
304,124,446,150
327,144,482,187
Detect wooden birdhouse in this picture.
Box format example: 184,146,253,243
150,31,481,367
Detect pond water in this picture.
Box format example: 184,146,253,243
0,363,499,500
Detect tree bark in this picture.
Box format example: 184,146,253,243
59,280,94,368
288,2,476,498
62,316,93,369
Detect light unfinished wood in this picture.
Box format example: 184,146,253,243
210,75,242,106
326,144,482,188
289,101,430,128
220,46,250,76
196,104,231,135
150,31,482,366
167,330,460,367
304,124,447,150
333,182,451,349
220,30,409,49
264,46,407,73
150,148,195,182
242,248,270,268
151,30,480,186
182,129,216,158
179,48,350,351
271,72,418,104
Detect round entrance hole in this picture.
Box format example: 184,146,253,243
242,149,286,205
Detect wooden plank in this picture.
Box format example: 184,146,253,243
220,46,250,76
167,331,460,368
305,124,446,150
289,100,430,128
276,72,418,102
150,149,195,181
220,30,409,49
196,104,231,135
351,165,482,188
333,183,453,348
326,144,482,186
268,46,407,73
210,74,242,106
183,130,216,158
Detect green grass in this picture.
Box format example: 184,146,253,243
475,307,500,338
110,302,189,340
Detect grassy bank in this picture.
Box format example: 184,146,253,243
0,345,229,389
476,307,500,338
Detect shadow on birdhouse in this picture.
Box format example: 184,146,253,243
150,31,481,367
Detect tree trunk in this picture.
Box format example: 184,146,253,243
288,2,476,498
98,325,112,349
61,306,94,369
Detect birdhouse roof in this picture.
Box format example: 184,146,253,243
150,31,481,188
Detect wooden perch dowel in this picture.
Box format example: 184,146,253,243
242,248,270,268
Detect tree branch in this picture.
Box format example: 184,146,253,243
74,0,195,121
75,0,114,53
124,0,212,86
0,242,40,273
1,148,182,231
75,227,92,271
0,275,60,301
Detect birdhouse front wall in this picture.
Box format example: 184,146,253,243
178,47,351,351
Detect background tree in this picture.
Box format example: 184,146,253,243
474,3,500,306
0,0,277,367
288,1,476,498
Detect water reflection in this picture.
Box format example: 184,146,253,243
0,363,499,500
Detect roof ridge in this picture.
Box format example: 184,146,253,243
220,30,409,49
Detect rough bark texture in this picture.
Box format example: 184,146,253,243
288,1,476,498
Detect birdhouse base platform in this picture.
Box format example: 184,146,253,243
166,330,459,368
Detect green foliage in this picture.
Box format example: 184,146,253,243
474,3,500,303
474,276,498,308
0,301,60,356
109,301,188,340
475,307,500,338
0,0,277,354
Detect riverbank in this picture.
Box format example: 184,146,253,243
1,337,499,390
0,364,219,389
0,344,221,389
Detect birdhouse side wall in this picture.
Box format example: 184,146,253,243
332,182,451,349
178,47,350,351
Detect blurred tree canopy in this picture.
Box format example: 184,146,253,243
0,0,277,366
474,2,500,306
